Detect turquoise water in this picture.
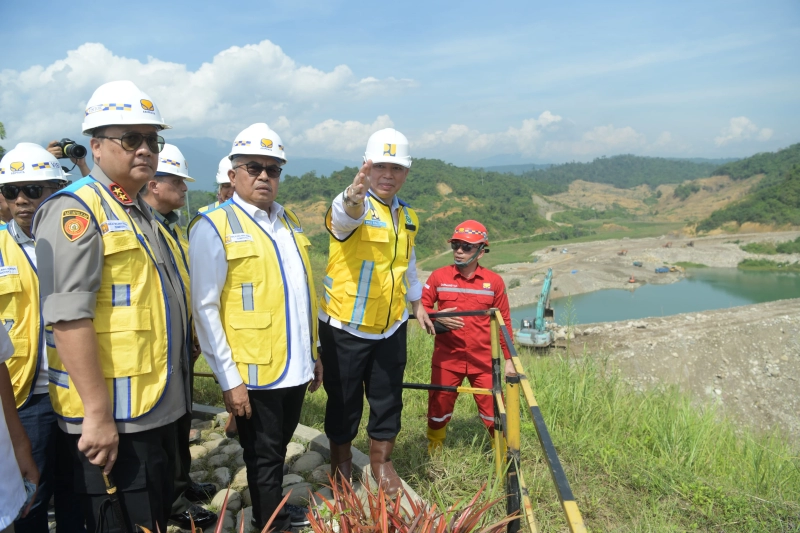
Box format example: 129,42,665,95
510,268,800,326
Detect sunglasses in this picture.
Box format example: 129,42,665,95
451,241,480,252
95,132,166,153
1,184,55,200
234,162,283,179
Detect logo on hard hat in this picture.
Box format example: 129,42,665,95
161,158,181,168
383,144,397,157
9,162,24,173
140,99,155,114
234,140,251,147
32,162,53,170
261,139,273,149
278,144,284,151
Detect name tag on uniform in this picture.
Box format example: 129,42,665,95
292,226,304,233
365,220,387,228
0,266,19,277
100,220,132,234
225,233,254,244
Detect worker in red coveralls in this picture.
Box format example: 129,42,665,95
421,220,515,452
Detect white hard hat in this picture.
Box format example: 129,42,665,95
155,144,195,182
0,143,69,185
81,80,171,136
228,123,286,163
364,128,411,168
216,156,232,184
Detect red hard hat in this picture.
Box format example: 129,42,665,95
449,220,489,246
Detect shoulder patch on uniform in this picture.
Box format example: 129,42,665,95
109,183,134,205
62,209,91,241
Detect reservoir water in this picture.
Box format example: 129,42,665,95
510,268,800,326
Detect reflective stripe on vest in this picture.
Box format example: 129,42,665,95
436,287,495,297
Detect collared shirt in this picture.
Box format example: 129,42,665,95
32,166,189,434
189,193,314,391
318,190,423,340
421,264,513,374
6,220,48,395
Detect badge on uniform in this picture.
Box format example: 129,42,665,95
109,183,134,205
0,266,19,277
365,219,387,228
225,233,254,244
100,220,131,234
483,283,491,289
62,209,91,241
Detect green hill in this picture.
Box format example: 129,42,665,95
518,154,720,191
697,164,800,232
711,143,800,189
278,158,552,258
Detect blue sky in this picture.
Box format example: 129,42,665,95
1,0,798,166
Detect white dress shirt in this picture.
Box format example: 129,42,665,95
318,191,423,340
7,221,48,395
190,193,314,391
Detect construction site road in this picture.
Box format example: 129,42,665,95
494,230,800,308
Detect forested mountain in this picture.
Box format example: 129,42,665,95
518,154,720,191
278,158,551,257
697,164,800,232
710,143,800,189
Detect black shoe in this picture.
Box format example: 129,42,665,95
169,504,217,529
185,482,216,503
286,504,310,527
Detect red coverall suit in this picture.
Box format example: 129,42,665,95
421,264,513,436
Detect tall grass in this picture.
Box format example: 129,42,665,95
194,323,799,532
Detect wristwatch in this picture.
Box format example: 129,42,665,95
343,186,363,208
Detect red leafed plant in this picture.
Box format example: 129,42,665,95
138,479,514,533
308,475,517,533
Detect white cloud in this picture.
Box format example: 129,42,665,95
714,117,773,146
291,115,394,153
541,124,647,157
414,111,563,155
0,41,416,145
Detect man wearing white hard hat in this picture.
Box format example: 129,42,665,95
319,128,434,496
200,156,234,212
33,80,191,533
190,123,322,531
0,143,85,533
141,145,218,529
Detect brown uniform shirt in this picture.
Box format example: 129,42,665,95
33,166,190,433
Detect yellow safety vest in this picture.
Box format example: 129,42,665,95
201,201,318,388
43,177,173,421
0,225,42,408
155,219,191,320
321,194,419,334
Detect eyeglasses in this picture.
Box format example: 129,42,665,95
1,184,56,200
234,163,283,179
95,132,165,153
451,241,480,252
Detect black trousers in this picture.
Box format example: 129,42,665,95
64,422,177,533
170,410,193,514
319,319,407,444
236,384,308,533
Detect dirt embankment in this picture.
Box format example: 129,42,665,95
497,231,800,308
571,299,800,442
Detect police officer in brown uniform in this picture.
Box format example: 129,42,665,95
33,80,191,533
